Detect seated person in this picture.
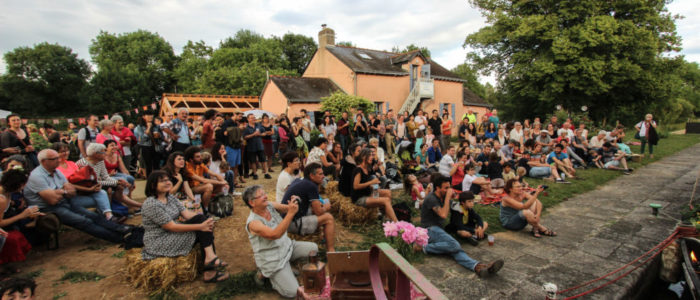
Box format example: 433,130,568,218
589,150,605,169
368,137,386,169
419,174,503,277
426,139,442,165
589,130,607,150
502,162,516,182
500,179,555,238
352,149,398,222
598,142,633,174
535,131,554,153
525,144,567,183
0,277,36,300
475,143,492,175
276,151,301,203
208,143,236,195
461,163,491,195
141,171,229,283
162,152,197,202
438,146,456,178
184,146,228,211
546,144,577,179
243,185,318,298
77,143,134,222
281,163,336,252
339,143,362,197
445,191,488,246
484,178,506,200
24,149,132,244
483,152,503,180
0,169,40,274
306,138,336,177
404,174,433,208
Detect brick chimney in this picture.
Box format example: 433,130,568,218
318,24,335,48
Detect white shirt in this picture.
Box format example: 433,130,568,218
438,154,454,177
276,170,299,202
461,174,478,192
635,121,656,137
415,116,427,130
557,128,574,140
509,129,523,143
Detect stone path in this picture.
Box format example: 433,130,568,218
417,143,700,299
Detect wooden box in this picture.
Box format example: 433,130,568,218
327,250,397,299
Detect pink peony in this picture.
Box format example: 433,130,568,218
401,227,417,244
383,221,399,237
415,227,429,247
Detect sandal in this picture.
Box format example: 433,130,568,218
203,257,228,271
531,229,541,238
203,270,229,283
541,228,557,237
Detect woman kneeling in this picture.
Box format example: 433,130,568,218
141,171,229,282
500,179,556,238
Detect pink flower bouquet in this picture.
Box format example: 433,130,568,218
383,221,429,262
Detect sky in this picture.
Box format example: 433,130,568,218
0,0,698,86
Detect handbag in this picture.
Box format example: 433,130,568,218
68,165,98,195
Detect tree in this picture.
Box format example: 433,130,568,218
336,41,355,47
465,0,682,124
88,30,176,112
451,63,487,99
320,91,376,120
392,44,431,57
278,33,317,74
0,42,90,116
173,40,212,93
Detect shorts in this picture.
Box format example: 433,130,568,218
263,142,274,157
288,215,318,235
529,166,551,178
225,146,241,167
247,150,266,163
604,160,620,168
501,210,528,231
355,196,369,207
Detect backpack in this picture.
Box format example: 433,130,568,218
123,226,145,250
208,194,234,218
226,127,243,149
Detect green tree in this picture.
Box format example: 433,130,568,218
320,91,375,120
88,30,176,112
173,40,212,93
465,0,682,124
336,41,355,47
0,42,90,116
392,44,431,57
451,63,487,99
278,33,317,74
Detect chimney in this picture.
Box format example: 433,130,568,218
318,24,335,48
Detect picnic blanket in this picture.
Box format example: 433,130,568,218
478,187,536,206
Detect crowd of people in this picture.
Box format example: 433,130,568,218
0,106,660,298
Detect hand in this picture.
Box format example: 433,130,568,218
25,145,35,152
63,183,77,197
118,179,130,187
171,135,180,141
287,197,299,215
92,184,102,192
174,172,183,182
370,177,381,185
537,185,545,193
22,206,41,218
445,187,454,200
200,218,215,232
0,228,7,237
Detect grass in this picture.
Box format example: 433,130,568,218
476,133,700,233
52,292,67,300
20,269,44,280
59,271,105,283
194,271,272,300
112,251,126,258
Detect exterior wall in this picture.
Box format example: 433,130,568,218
303,48,355,94
418,80,463,137
259,81,289,116
356,74,410,113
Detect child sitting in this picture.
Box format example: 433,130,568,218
404,174,433,208
446,191,488,246
590,150,604,169
425,127,435,146
502,163,517,182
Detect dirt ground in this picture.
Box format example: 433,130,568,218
15,168,365,300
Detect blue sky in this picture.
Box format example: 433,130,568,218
0,0,698,85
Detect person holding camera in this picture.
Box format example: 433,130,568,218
243,185,318,298
500,179,556,238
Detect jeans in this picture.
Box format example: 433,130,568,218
424,226,479,271
112,173,135,186
70,190,112,214
45,200,126,243
640,138,654,154
224,170,235,193
338,134,350,154
529,166,551,178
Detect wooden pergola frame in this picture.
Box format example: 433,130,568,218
159,93,260,117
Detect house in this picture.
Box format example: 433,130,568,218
259,26,492,133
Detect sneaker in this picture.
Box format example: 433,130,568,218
555,179,571,184
465,236,479,246
623,171,631,175
264,173,272,179
252,174,259,180
561,173,566,180
254,270,265,287
233,191,242,196
487,259,504,274
474,259,504,277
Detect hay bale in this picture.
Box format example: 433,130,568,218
123,248,201,293
323,180,377,225
288,232,325,245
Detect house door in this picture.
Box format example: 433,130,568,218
410,65,418,91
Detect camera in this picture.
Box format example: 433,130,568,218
541,185,549,190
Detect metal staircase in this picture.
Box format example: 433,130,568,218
398,84,421,115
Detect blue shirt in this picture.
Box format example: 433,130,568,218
243,123,264,152
427,147,442,164
281,178,321,220
24,166,67,210
171,118,190,144
546,151,569,164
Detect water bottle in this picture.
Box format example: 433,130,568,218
372,184,379,197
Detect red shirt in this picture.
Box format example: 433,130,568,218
201,120,215,149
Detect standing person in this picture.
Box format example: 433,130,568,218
243,114,271,180
167,108,192,154
225,117,244,187
319,116,337,141
260,114,275,172
415,110,427,134
110,115,135,173
419,174,503,276
336,112,351,154
395,115,406,143
141,170,229,283
1,114,39,169
440,112,452,152
243,185,318,298
635,113,658,159
384,110,397,159
134,111,158,176
353,114,368,142
300,109,314,149
428,110,443,151
200,109,217,151
488,109,499,130
406,115,417,140
77,115,100,159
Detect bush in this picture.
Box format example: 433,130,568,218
320,91,376,121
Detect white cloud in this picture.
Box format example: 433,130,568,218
0,0,698,90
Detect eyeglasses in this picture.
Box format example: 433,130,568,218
45,157,59,161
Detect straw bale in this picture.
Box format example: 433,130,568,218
123,248,201,293
288,232,324,245
323,180,377,225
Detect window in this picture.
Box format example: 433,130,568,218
358,52,372,59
